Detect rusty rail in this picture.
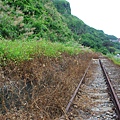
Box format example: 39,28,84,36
65,60,92,113
65,59,120,119
99,59,120,119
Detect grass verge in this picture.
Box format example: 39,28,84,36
0,39,83,64
107,54,120,65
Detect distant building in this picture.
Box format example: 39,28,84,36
110,38,120,43
110,39,118,42
118,38,120,42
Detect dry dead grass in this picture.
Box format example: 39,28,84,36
0,52,98,119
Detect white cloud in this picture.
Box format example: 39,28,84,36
67,0,120,38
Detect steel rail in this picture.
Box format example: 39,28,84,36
99,59,120,119
65,59,92,113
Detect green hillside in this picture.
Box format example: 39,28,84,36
0,0,120,55
0,0,74,42
52,0,120,54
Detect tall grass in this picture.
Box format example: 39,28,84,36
0,39,83,63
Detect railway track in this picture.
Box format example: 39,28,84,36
59,58,120,120
101,58,120,102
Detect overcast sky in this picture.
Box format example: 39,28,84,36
66,0,120,38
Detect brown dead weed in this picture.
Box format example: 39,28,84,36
0,52,98,119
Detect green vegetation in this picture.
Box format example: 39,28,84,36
52,0,71,14
0,0,120,64
0,39,82,64
107,54,120,65
113,58,120,65
0,0,73,42
53,0,120,54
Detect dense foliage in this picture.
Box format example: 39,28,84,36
0,0,74,42
0,39,83,66
52,0,71,14
0,0,120,54
52,0,120,54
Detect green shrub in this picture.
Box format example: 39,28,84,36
0,39,82,64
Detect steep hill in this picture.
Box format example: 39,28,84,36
52,0,120,54
0,0,74,42
0,0,120,54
